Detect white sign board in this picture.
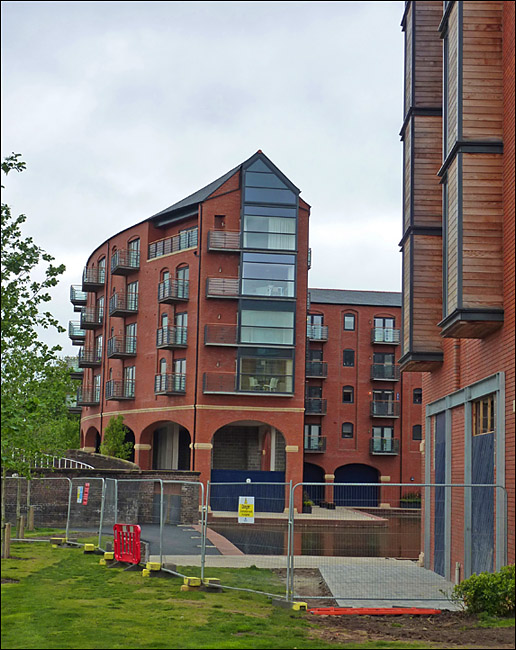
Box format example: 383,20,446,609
238,496,255,524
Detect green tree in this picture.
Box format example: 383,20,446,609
1,153,75,475
100,415,134,460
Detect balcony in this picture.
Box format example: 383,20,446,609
70,285,87,311
370,364,401,381
76,385,100,407
203,372,293,395
105,379,135,401
307,324,328,342
78,348,102,368
82,267,105,291
154,373,186,395
204,324,238,346
207,230,240,251
80,307,103,330
305,361,328,378
371,327,400,345
369,437,400,455
148,228,198,260
206,277,239,298
370,401,400,418
68,321,86,345
111,249,140,275
304,435,327,453
158,279,189,303
109,292,138,317
66,395,82,414
107,336,137,358
67,360,84,380
156,327,187,349
305,398,327,415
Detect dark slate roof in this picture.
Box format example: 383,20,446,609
309,288,402,307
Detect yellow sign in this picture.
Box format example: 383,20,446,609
238,497,255,523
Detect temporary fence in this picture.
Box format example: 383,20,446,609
2,477,507,607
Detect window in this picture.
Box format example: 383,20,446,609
175,265,189,299
342,422,354,438
472,394,495,436
240,301,295,345
127,281,139,310
342,386,354,403
93,374,101,401
306,385,322,398
239,349,293,393
343,349,355,367
374,317,395,328
241,252,295,298
124,366,135,397
343,313,355,331
373,352,395,364
372,426,394,452
412,425,422,440
175,312,188,345
125,322,137,354
413,388,422,404
304,424,322,450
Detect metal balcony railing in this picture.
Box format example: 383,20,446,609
109,292,138,316
206,277,239,298
111,249,140,274
76,385,100,406
207,230,240,251
158,279,189,302
107,336,137,358
156,327,188,348
154,373,186,395
305,361,328,378
371,327,401,345
304,435,326,453
306,324,329,341
148,228,198,259
204,324,238,346
68,321,86,343
78,348,102,368
105,379,135,400
80,307,103,329
369,437,400,455
70,285,88,310
370,364,401,381
370,400,400,418
82,267,105,291
304,398,327,415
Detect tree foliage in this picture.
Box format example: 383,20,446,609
1,153,78,476
100,416,134,460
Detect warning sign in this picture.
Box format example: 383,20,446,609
238,496,255,524
77,486,84,504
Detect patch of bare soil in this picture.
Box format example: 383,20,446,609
275,569,515,649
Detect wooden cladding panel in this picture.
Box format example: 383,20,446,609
402,237,411,354
403,125,412,233
462,2,503,142
445,158,459,317
414,1,443,108
411,235,443,353
404,2,413,117
461,154,503,309
413,115,442,228
446,4,459,156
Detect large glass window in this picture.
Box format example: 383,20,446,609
238,349,293,393
243,206,296,251
241,252,295,298
240,301,294,345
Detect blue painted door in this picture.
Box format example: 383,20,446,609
210,469,285,512
334,464,379,507
303,463,325,505
434,412,446,577
472,432,494,573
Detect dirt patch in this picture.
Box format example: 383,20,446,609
275,569,515,649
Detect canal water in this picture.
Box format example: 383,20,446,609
210,513,422,559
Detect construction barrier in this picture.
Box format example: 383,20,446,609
113,524,141,564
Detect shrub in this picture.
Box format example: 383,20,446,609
450,565,515,617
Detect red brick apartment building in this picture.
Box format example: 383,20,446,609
70,150,422,511
400,0,515,578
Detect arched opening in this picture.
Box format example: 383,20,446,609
124,427,136,463
303,462,325,505
152,422,191,470
84,426,101,454
334,464,380,507
210,420,286,512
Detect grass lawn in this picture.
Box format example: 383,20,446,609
1,536,436,650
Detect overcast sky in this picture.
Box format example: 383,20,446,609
2,0,406,356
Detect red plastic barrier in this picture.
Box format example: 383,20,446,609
308,607,441,616
113,524,141,564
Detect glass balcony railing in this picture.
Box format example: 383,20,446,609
370,364,401,381
70,285,87,310
306,324,329,341
304,398,327,415
154,373,186,395
156,327,188,348
305,361,328,378
68,321,86,343
371,328,401,345
370,401,400,418
304,435,326,453
78,348,102,368
80,307,103,329
369,437,400,455
203,372,293,395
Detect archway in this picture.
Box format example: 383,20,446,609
152,422,191,470
210,420,286,512
83,426,101,453
334,464,380,507
124,427,135,463
303,462,325,505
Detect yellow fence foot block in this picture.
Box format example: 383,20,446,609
184,577,201,587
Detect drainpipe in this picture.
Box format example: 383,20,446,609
192,205,203,472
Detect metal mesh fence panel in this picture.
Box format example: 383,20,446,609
3,476,73,536
68,477,105,546
289,483,505,609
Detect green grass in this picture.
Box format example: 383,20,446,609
2,540,434,650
